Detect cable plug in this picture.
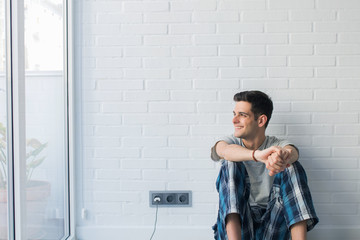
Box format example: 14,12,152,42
153,196,161,203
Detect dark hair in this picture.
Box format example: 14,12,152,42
233,90,273,128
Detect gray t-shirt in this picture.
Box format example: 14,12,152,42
211,135,295,208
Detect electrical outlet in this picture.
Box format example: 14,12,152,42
149,191,192,207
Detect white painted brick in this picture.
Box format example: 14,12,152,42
170,1,217,11
122,137,167,147
143,125,189,136
265,125,286,135
287,136,313,147
97,80,143,90
146,80,192,90
306,170,331,180
170,24,216,34
315,90,360,100
96,169,141,180
124,69,170,79
242,11,288,21
315,22,360,32
192,57,238,67
289,79,336,89
219,1,266,10
169,114,216,124
287,125,333,135
340,101,360,111
268,68,314,78
311,193,331,203
94,148,141,158
310,181,357,192
335,125,360,135
313,136,358,146
301,158,357,168
83,90,123,102
102,103,147,113
169,137,214,147
123,114,168,125
333,170,360,180
120,180,166,191
194,34,240,45
144,35,191,46
121,159,167,169
313,113,358,123
149,102,195,113
96,57,141,68
93,191,140,202
124,47,170,57
83,113,123,126
84,103,100,113
339,10,360,20
171,91,217,101
218,23,263,33
84,137,121,147
317,68,360,78
220,45,265,56
193,12,239,22
143,57,190,68
194,80,239,89
189,170,218,181
290,33,336,44
123,2,169,12
171,68,218,79
333,147,360,157
242,79,288,89
268,0,315,9
338,79,360,89
190,147,216,159
290,10,336,21
191,125,234,135
266,22,312,33
121,24,168,35
267,45,313,55
168,159,215,169
142,148,189,158
83,47,123,57
241,56,287,67
289,56,335,66
292,101,337,112
144,13,191,23
172,46,217,57
339,33,360,43
97,36,142,46
84,2,123,13
97,13,143,24
167,181,214,192
318,0,360,9
333,193,360,203
338,56,360,66
220,68,266,78
95,126,142,137
271,113,311,123
124,91,169,102
92,181,121,192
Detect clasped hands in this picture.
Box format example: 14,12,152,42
255,146,291,176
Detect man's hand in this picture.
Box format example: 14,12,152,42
254,147,292,176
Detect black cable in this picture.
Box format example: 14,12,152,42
149,203,159,240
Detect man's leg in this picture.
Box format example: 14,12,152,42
226,213,242,240
290,220,307,240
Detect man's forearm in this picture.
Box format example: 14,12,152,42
215,141,254,162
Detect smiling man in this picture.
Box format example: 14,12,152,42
211,91,318,240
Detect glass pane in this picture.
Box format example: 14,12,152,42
0,0,8,239
23,0,67,239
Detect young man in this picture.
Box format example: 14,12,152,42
211,91,318,240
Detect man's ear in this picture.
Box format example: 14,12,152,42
258,114,268,127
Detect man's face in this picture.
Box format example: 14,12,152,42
232,101,259,139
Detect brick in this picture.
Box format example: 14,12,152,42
220,45,265,56
192,57,238,67
121,24,168,35
338,79,360,88
289,79,336,89
84,137,121,148
124,47,170,57
312,136,358,146
170,1,217,11
267,45,313,55
143,57,190,68
97,80,144,90
339,10,360,20
287,125,333,135
120,180,166,191
290,10,336,21
172,46,217,57
142,149,189,158
266,125,286,135
95,126,142,136
83,47,123,57
171,68,218,79
333,170,360,180
169,137,214,147
149,102,195,113
96,57,141,68
97,36,142,46
83,113,123,125
144,13,191,23
169,114,216,124
219,1,266,10
315,22,360,32
144,35,192,46
218,23,263,33
220,68,266,78
318,0,360,9
268,68,314,78
271,113,311,123
242,79,288,89
194,34,240,45
338,56,360,66
123,2,169,12
102,103,148,113
306,170,331,180
292,101,338,112
313,113,358,124
289,56,335,66
333,193,360,203
269,0,315,9
310,181,357,192
335,125,360,135
241,56,287,67
193,12,239,22
96,169,141,180
122,159,167,169
266,22,312,33
146,80,192,90
317,68,360,78
242,11,288,21
83,90,123,102
94,148,141,158
243,33,288,44
340,101,360,111
123,114,168,125
197,102,233,113
84,2,123,13
301,158,358,168
168,159,215,169
170,24,216,34
339,33,360,43
124,69,170,79
171,91,217,101
190,125,234,135
315,90,360,100
124,91,169,102
97,13,143,24
334,147,360,157
290,33,336,44
194,80,239,89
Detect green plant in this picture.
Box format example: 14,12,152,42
0,122,47,188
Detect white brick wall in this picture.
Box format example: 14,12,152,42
76,0,360,239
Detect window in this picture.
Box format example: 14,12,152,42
0,0,74,239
